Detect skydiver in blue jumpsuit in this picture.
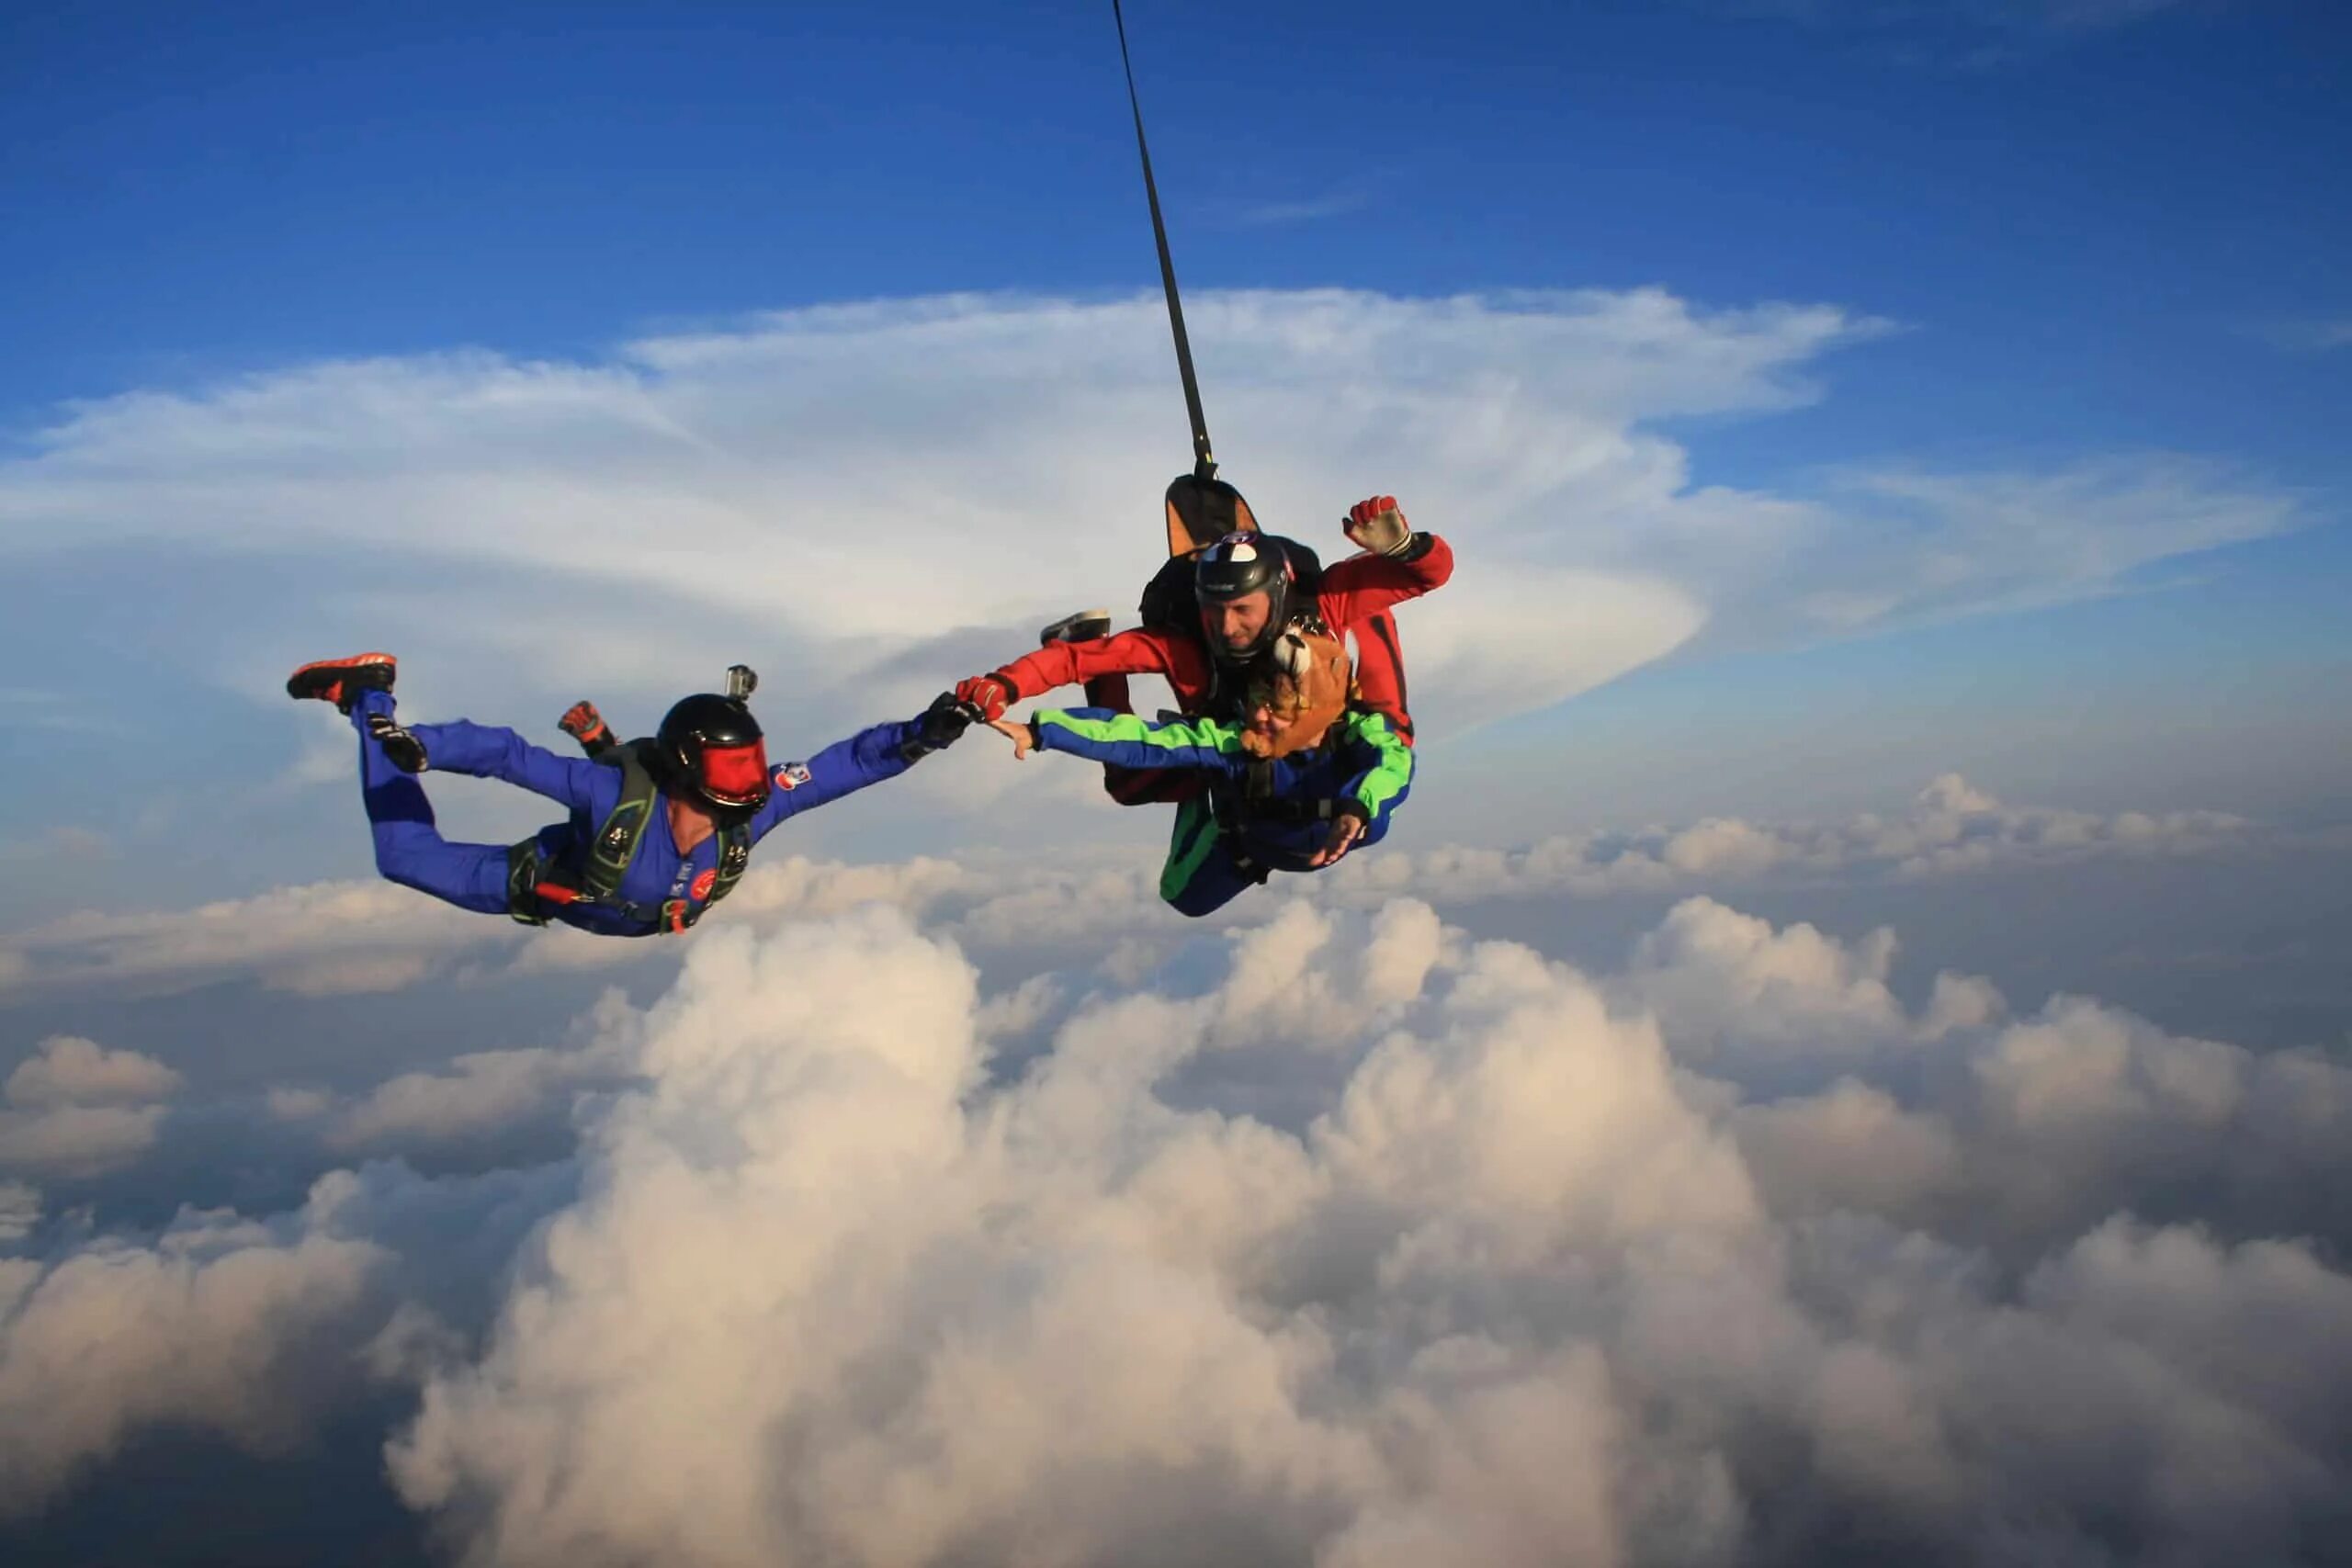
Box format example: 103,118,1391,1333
286,652,970,937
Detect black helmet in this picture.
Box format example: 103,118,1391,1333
1194,533,1294,665
656,694,771,816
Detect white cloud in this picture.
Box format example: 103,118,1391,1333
331,1043,627,1152
0,877,516,999
0,1181,40,1246
356,898,2341,1566
2249,315,2352,354
1337,772,2254,902
1700,0,2206,39
0,776,2265,1005
6,1034,185,1109
0,1041,185,1179
0,1158,574,1518
0,288,2296,770
0,1104,167,1180
0,1200,391,1513
1220,187,1376,228
4,889,2348,1560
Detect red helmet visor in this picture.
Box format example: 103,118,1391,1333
698,740,771,807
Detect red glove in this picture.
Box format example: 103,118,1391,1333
1343,495,1413,558
559,701,611,746
953,673,1015,723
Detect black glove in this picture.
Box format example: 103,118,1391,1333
901,692,976,761
367,713,429,773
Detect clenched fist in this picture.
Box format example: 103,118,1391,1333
1343,495,1413,558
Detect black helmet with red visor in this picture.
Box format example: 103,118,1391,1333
655,693,771,818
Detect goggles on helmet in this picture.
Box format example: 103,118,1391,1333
695,739,772,809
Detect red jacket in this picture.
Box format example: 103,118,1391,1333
991,535,1453,744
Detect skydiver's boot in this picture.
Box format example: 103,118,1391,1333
286,652,397,715
1038,609,1112,646
367,713,428,773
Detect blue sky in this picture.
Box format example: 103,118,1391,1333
10,0,2347,465
2,0,2347,918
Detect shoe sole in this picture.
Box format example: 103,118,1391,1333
287,651,397,704
1038,611,1113,646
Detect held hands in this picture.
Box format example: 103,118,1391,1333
1342,495,1412,558
988,716,1036,760
953,673,1015,723
899,693,978,762
911,692,978,754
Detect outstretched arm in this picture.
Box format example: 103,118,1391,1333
955,627,1208,718
746,717,922,841
1027,707,1262,777
407,719,607,811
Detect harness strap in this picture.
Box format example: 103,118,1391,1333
505,841,552,927
504,741,755,934
579,745,661,904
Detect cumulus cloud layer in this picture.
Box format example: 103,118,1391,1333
0,1158,572,1517
6,889,2346,1563
0,774,2259,1001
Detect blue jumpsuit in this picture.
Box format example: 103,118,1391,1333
1028,706,1415,917
349,689,919,937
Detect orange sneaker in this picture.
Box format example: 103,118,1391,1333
286,652,397,714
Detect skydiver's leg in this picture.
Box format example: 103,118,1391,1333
1156,795,1265,918
346,691,515,916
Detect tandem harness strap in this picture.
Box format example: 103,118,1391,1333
1212,748,1349,831
506,742,751,934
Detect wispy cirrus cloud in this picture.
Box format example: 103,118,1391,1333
1687,0,2226,67
2246,315,2352,354
1699,0,2212,36
1215,185,1378,229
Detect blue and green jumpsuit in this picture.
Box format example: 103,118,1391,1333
1027,706,1415,917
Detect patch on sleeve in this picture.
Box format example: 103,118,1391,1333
774,761,812,791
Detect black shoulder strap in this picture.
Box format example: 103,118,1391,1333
581,743,661,904
705,825,752,911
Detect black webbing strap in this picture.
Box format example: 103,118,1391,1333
1112,0,1216,482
